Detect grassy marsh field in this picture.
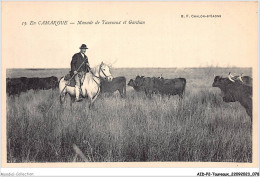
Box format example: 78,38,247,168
6,67,252,162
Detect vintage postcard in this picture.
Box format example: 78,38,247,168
1,1,259,175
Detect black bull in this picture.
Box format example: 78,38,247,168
212,76,252,119
100,76,126,98
128,76,186,97
6,76,58,96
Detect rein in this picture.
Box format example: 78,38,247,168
89,63,112,85
90,63,111,80
89,64,102,86
88,63,112,99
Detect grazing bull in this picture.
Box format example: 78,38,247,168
128,79,137,90
228,72,252,87
6,77,29,96
138,77,160,97
128,76,146,92
128,76,163,92
100,76,126,98
129,76,186,98
28,77,40,90
212,76,252,119
27,76,58,91
6,76,59,96
153,77,186,98
38,76,59,90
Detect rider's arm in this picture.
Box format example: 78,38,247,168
85,56,90,70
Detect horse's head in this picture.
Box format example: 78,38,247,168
99,62,113,81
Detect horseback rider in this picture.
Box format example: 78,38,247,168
70,44,91,102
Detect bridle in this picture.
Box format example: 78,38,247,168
88,62,112,99
89,63,112,86
90,63,112,81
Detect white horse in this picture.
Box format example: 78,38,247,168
59,62,113,108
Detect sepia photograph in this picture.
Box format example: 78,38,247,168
1,1,259,175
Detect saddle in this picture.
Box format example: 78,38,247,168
64,73,76,87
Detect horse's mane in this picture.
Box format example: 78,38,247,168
89,62,108,75
90,65,98,74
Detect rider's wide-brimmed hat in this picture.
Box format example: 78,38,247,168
79,44,88,49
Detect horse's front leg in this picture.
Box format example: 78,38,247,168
60,92,66,104
81,88,87,98
89,89,100,109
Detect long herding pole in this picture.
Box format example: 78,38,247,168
46,59,88,114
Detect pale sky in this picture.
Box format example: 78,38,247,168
2,2,258,68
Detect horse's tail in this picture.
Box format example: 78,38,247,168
59,77,66,104
57,76,63,88
59,76,68,93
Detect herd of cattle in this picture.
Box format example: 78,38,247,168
6,76,58,95
128,76,186,98
6,72,252,118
